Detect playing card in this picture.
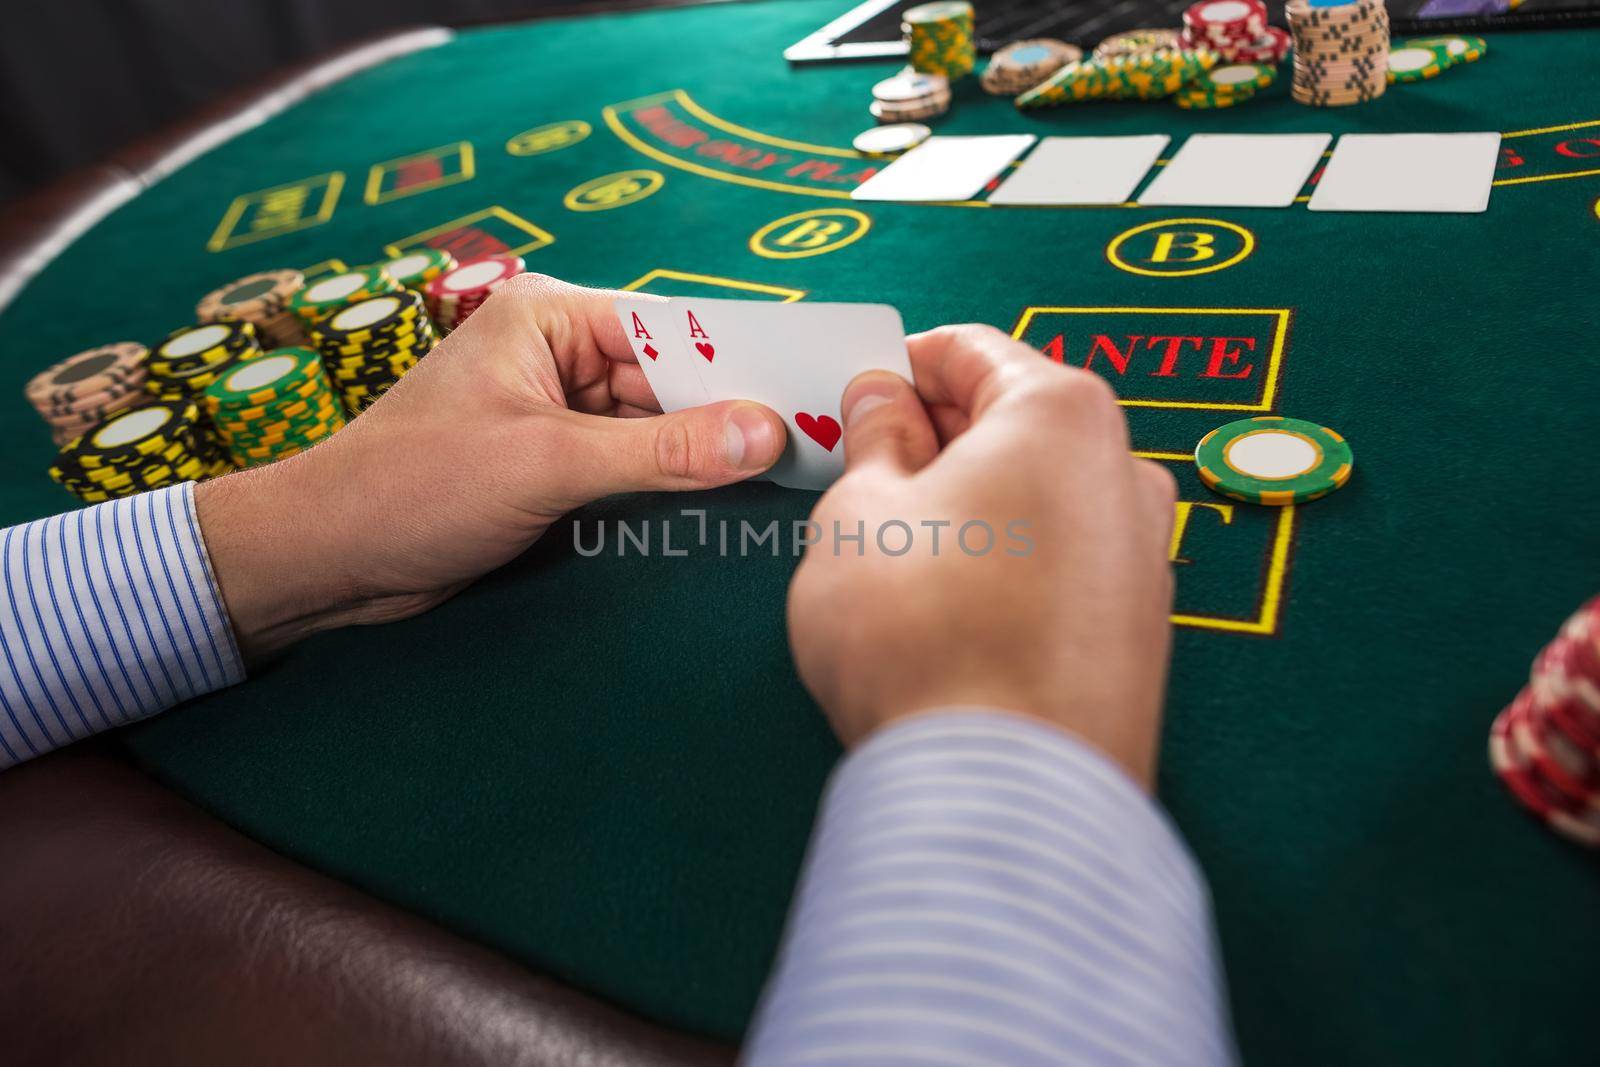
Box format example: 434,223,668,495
613,294,707,412
1308,132,1502,213
989,135,1171,206
850,134,1037,202
1138,133,1332,208
668,298,911,490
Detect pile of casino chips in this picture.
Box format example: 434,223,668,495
1194,416,1353,506
422,254,524,332
1286,0,1390,107
376,248,457,291
980,39,1082,96
1386,34,1485,85
196,269,308,348
1093,29,1181,61
49,400,229,503
204,347,346,467
903,1,975,81
144,321,263,404
289,265,401,330
1016,49,1219,109
1490,596,1600,848
1175,61,1278,109
311,288,438,413
869,68,951,124
1180,0,1290,64
26,343,151,446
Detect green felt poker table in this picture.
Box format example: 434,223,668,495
4,3,1600,1063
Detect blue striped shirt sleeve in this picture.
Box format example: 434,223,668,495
0,484,244,769
742,709,1237,1067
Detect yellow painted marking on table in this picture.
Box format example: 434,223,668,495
673,91,864,159
1494,167,1600,187
621,269,806,302
364,141,475,205
1012,306,1288,412
506,120,591,156
1105,218,1256,278
382,205,555,259
563,170,664,212
207,171,344,252
1502,118,1600,139
749,208,872,259
1136,450,1295,636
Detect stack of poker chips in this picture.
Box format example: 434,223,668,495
196,269,308,348
1092,29,1180,61
1286,0,1389,107
204,347,345,467
311,289,438,413
288,265,401,330
1174,61,1278,109
903,1,975,81
377,248,457,292
869,69,951,124
1490,595,1600,849
422,254,524,332
26,343,151,446
1385,36,1478,85
1180,0,1290,64
144,321,262,404
980,39,1082,96
49,400,228,503
1016,49,1218,109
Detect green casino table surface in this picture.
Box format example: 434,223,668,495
5,2,1600,1062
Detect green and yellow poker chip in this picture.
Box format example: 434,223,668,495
1194,416,1353,506
1386,43,1453,83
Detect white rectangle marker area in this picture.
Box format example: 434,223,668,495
1308,132,1502,213
851,134,1037,202
989,135,1171,206
1138,133,1332,208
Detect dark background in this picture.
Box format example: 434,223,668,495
0,1,673,206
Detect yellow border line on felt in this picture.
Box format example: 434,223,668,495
620,269,806,302
1011,306,1289,412
382,205,555,258
1136,450,1294,636
364,141,476,205
207,171,344,252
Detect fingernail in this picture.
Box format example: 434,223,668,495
844,392,891,427
726,404,779,470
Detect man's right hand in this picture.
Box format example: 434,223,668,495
785,325,1178,789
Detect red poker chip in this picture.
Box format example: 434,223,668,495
1531,635,1600,718
1182,0,1268,40
1508,690,1600,807
1543,686,1600,752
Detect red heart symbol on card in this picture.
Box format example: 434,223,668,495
642,343,659,361
795,412,841,451
695,342,715,362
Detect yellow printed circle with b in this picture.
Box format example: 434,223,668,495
563,170,665,212
507,120,591,157
749,208,873,260
1106,218,1256,278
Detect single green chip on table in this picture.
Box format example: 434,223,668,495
1195,415,1354,505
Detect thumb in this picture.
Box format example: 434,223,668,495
556,400,786,501
841,371,939,476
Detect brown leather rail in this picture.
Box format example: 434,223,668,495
0,744,737,1066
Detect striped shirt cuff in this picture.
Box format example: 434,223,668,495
0,484,244,769
742,709,1237,1067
